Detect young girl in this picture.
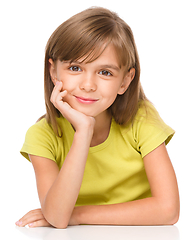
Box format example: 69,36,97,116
16,7,179,228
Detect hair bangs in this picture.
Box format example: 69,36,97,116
110,26,136,72
48,8,134,70
52,14,117,65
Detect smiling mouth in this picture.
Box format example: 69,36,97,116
75,96,99,104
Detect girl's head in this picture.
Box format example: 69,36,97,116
43,7,147,135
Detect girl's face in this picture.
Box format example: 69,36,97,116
49,45,135,118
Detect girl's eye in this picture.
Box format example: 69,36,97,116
99,70,112,76
69,66,82,72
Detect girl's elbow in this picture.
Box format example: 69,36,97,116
53,222,69,229
169,208,180,225
164,201,180,225
43,211,69,229
47,218,69,229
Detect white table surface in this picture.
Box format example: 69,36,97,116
6,225,180,240
2,221,195,240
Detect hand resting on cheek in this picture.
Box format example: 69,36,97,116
50,81,95,132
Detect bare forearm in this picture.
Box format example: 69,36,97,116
75,197,179,226
42,130,92,228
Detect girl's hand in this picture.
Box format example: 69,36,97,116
15,208,80,228
50,81,95,132
15,209,52,228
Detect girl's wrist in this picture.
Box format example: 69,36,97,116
74,130,93,147
74,119,95,141
69,206,84,226
75,117,95,133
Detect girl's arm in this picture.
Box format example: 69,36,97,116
40,82,95,228
30,129,93,229
17,81,95,229
71,143,180,225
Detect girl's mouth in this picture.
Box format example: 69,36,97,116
75,96,99,104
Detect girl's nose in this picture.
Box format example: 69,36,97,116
79,74,97,92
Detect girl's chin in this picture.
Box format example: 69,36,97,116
71,107,96,118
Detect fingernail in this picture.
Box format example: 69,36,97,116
28,223,33,227
16,221,22,226
55,80,60,85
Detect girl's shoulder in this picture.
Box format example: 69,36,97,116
27,115,71,137
120,100,164,130
132,100,170,130
119,100,175,158
26,117,56,139
20,115,72,164
135,101,161,121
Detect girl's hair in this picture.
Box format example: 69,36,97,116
42,7,148,136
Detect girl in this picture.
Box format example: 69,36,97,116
16,7,180,228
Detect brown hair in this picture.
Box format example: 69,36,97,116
42,7,148,136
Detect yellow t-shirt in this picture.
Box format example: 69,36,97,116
20,102,174,206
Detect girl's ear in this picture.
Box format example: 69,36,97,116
118,68,135,95
49,58,57,84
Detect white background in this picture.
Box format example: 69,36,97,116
0,0,195,239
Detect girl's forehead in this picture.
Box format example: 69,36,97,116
67,43,121,68
82,44,116,60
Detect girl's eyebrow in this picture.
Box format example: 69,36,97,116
99,64,120,72
62,61,120,72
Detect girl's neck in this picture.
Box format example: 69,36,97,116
90,111,112,147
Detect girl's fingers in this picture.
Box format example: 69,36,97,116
56,89,68,103
15,209,45,227
28,219,51,228
50,81,77,120
16,215,42,227
50,81,63,104
50,82,69,112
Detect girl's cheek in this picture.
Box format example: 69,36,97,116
59,79,68,91
61,79,76,92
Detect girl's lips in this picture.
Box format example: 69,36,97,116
75,96,99,104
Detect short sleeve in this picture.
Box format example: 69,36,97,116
20,119,57,163
133,102,175,158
